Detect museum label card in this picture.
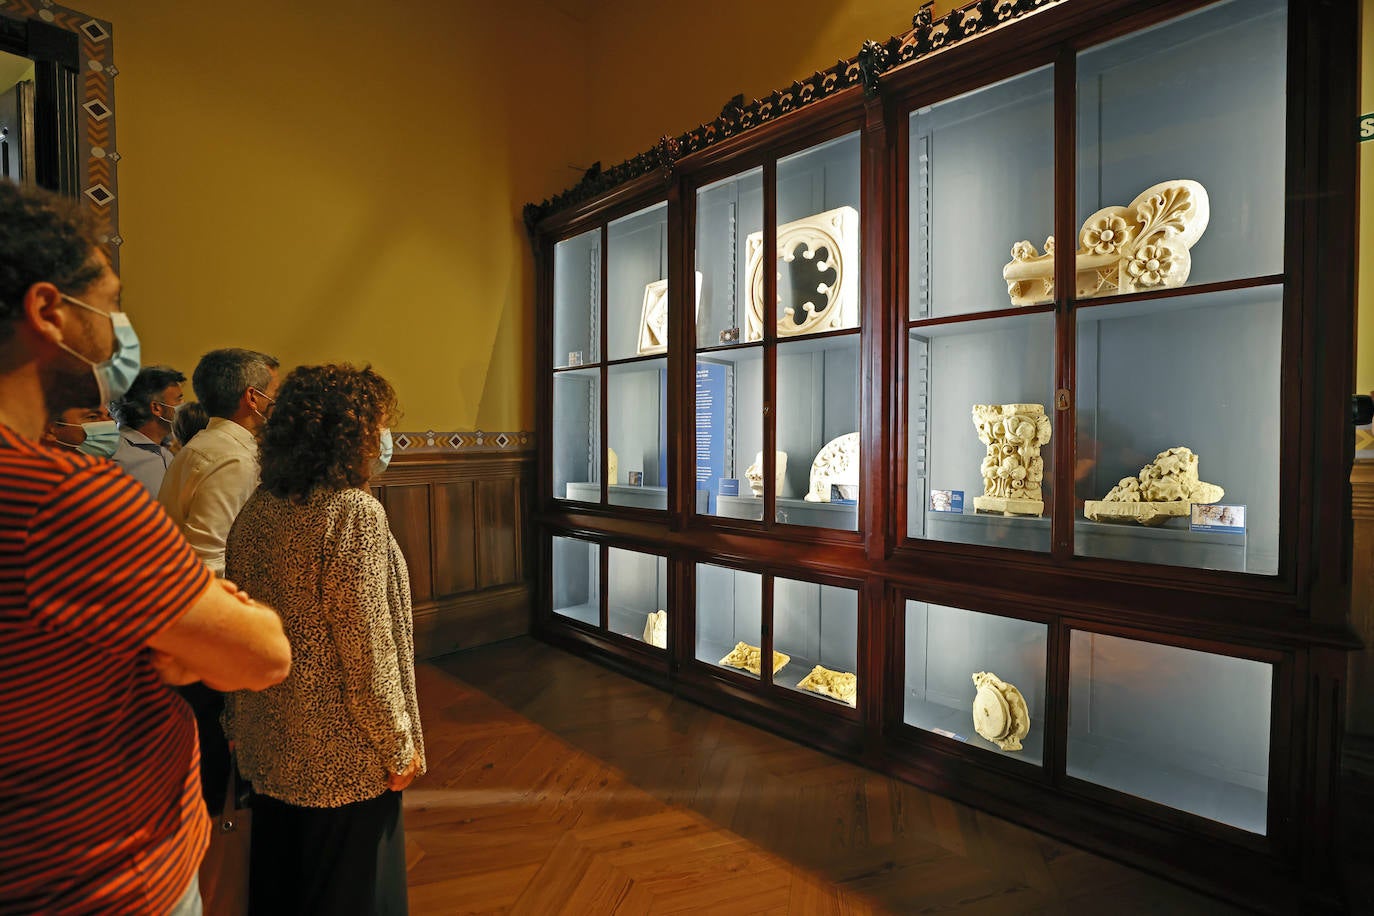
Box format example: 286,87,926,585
929,489,964,513
1190,503,1246,533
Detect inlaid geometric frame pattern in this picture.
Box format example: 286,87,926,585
0,0,119,265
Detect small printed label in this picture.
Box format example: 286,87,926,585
929,489,964,513
627,470,643,487
719,327,740,343
718,478,740,497
1190,503,1246,533
567,350,584,367
931,728,967,743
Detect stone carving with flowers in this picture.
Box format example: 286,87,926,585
972,404,1052,516
803,433,860,503
1002,179,1210,306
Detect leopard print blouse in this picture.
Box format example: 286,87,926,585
223,487,426,808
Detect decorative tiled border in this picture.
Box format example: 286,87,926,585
0,0,120,265
392,430,535,454
522,0,1062,232
1357,425,1373,460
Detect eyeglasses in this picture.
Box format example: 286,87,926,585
249,387,276,417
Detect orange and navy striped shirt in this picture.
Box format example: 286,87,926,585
0,423,214,914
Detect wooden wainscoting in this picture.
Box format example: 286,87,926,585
1348,458,1374,771
372,449,534,659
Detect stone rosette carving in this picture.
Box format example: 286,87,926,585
1003,179,1210,306
971,671,1030,752
972,404,1051,516
804,433,860,503
745,206,859,342
744,450,788,498
1084,446,1224,526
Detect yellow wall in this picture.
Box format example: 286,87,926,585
72,0,595,431
583,0,957,168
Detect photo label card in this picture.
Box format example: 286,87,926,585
929,489,964,513
1190,503,1246,533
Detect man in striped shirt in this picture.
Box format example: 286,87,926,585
0,183,292,913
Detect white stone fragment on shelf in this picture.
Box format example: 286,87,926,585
972,404,1051,516
642,610,667,649
971,671,1030,752
744,206,860,341
803,433,860,503
1002,179,1210,306
797,664,857,707
1084,446,1224,526
744,450,788,497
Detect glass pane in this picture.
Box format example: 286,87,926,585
775,579,858,708
553,367,600,503
904,601,1047,766
608,202,668,362
909,312,1054,551
1068,631,1270,834
776,334,860,530
1074,286,1280,574
765,132,861,342
695,563,763,677
552,537,599,627
911,66,1053,320
553,228,600,369
697,347,763,520
608,548,668,649
1074,0,1286,300
607,358,667,510
696,169,763,349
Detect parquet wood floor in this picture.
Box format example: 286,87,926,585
406,638,1245,915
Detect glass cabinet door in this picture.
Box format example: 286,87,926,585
906,67,1055,551
1072,0,1286,575
774,132,863,530
1067,631,1271,834
607,359,668,509
903,600,1047,766
552,536,600,627
696,169,765,519
694,563,763,677
774,578,858,708
607,547,669,650
607,203,669,362
553,368,600,503
553,228,600,369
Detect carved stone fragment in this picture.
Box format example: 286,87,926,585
797,664,857,707
744,450,788,497
719,641,789,676
804,433,860,503
1084,446,1224,526
972,404,1051,516
1003,180,1210,306
745,206,860,341
642,610,667,649
971,671,1030,752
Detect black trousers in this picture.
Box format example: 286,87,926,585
248,790,408,916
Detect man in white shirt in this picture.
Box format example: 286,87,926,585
158,348,279,576
111,365,184,494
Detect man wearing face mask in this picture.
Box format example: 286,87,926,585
159,348,279,576
0,178,291,914
44,403,120,457
111,365,185,494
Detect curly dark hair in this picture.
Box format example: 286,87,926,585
259,364,400,501
111,365,186,428
0,182,105,345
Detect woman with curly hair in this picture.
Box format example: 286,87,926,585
223,364,423,916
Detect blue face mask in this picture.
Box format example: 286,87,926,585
374,428,393,476
55,295,142,405
56,419,120,458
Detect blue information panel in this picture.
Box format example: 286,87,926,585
695,363,729,513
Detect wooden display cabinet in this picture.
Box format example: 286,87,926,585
525,0,1360,909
